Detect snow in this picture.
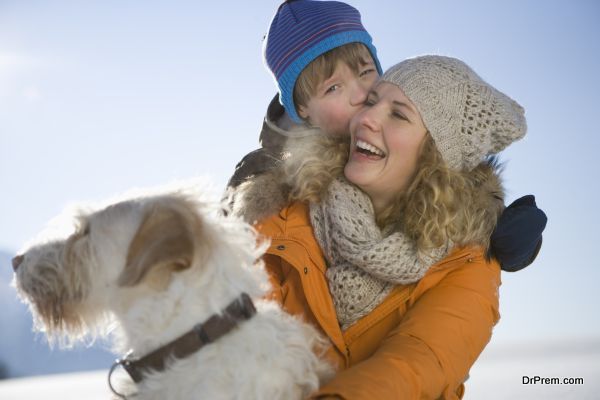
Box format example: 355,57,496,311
0,370,108,400
0,339,598,399
466,339,600,399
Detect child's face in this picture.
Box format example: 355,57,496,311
297,59,378,136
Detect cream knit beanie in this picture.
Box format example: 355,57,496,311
381,55,526,171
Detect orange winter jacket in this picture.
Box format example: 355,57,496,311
255,201,501,400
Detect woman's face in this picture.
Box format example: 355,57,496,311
344,81,428,213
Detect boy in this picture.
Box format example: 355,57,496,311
228,0,545,272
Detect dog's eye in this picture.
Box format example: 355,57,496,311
82,224,90,236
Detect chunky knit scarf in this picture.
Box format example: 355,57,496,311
310,178,448,329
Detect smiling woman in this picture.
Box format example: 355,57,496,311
344,81,428,215
233,55,528,399
1,0,597,397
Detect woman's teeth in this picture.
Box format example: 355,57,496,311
356,139,385,157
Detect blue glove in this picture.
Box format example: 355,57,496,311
490,195,547,272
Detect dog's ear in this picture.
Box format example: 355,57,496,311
119,202,197,287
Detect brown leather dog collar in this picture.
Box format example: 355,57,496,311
108,293,256,396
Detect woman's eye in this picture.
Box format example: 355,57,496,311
364,97,376,106
325,84,340,94
392,111,408,121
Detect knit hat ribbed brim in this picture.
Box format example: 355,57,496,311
264,0,382,123
381,55,527,171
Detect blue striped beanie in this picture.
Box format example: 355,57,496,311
264,0,382,123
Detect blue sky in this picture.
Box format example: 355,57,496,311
1,0,599,349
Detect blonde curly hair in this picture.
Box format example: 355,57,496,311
284,134,504,254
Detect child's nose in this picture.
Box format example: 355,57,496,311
350,82,369,106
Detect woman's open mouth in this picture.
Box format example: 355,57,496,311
355,139,386,160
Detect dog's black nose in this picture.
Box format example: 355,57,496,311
12,255,24,272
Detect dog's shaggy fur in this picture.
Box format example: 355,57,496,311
13,185,333,399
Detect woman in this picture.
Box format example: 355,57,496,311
238,55,526,399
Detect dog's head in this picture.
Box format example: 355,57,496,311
12,192,217,344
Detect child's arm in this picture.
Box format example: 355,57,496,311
226,147,282,190
226,94,289,191
490,195,547,272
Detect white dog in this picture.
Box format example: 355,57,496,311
12,186,333,399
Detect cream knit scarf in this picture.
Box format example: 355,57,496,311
310,177,448,330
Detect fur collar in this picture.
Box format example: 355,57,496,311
229,165,290,225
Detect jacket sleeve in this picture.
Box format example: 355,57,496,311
226,148,282,189
313,255,501,400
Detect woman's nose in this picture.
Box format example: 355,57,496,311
357,107,379,132
12,254,24,272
